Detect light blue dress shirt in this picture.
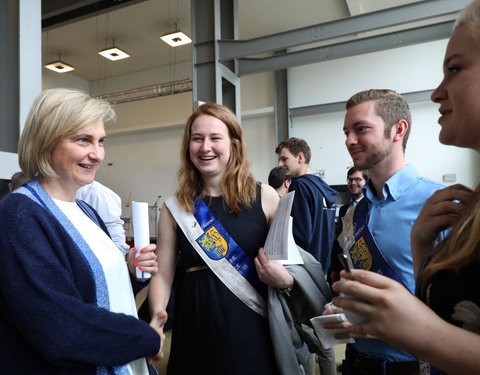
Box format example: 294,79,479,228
353,164,445,362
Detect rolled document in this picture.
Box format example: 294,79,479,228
132,201,151,280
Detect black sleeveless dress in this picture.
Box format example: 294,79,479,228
417,259,480,374
167,187,280,375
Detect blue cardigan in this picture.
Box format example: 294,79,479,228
0,182,159,375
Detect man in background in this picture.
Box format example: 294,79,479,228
268,166,291,197
276,137,338,274
329,167,368,283
9,171,29,192
276,137,338,375
340,167,368,219
76,180,130,255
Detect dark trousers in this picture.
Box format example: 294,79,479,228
342,344,424,375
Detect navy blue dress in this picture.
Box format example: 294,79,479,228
167,187,280,375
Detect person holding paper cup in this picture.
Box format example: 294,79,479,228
0,88,162,375
327,2,480,373
149,103,333,375
322,88,447,375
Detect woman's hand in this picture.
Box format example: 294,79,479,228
331,270,440,350
254,248,294,289
126,243,158,278
331,269,480,374
411,184,473,276
147,310,168,364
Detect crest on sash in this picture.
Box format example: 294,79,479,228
350,236,373,270
196,226,228,260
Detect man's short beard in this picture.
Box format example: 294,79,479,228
354,142,392,170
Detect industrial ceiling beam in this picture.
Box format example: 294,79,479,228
218,0,469,62
237,21,453,76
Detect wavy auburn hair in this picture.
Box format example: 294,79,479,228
176,103,256,213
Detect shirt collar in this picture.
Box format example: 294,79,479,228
363,164,419,203
351,196,364,205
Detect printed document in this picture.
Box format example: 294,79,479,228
264,191,304,265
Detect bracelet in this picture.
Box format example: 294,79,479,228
278,281,295,294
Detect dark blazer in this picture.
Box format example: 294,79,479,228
338,202,350,222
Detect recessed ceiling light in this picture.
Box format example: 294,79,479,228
98,47,130,61
160,31,192,47
44,60,75,73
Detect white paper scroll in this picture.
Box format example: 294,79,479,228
132,201,151,280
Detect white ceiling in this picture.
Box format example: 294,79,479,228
41,0,424,84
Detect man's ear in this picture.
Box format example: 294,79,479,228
392,119,408,143
297,151,305,164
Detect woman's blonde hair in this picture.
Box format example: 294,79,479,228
18,88,115,179
419,0,480,294
176,103,256,214
419,190,480,295
454,0,480,32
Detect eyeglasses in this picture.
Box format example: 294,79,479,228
347,177,364,184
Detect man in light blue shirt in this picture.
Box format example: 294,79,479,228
339,89,445,374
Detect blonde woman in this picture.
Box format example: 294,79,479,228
0,88,162,375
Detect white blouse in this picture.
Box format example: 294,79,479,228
53,199,148,375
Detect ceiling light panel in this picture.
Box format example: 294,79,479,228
160,31,192,47
99,47,130,61
44,61,75,73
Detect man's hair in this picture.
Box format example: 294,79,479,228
346,89,411,151
347,166,369,181
9,171,30,191
268,167,291,189
275,137,311,164
18,88,114,179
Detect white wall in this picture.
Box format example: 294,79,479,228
288,39,480,188
240,72,277,183
288,39,449,107
96,125,184,219
90,61,192,96
43,69,90,92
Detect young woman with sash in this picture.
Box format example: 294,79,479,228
148,100,337,374
149,103,285,374
0,88,163,375
328,1,480,373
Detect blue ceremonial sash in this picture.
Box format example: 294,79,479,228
347,197,410,291
16,179,131,375
193,198,267,298
165,196,267,317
